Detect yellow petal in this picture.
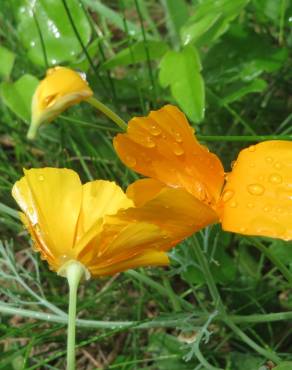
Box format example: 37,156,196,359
28,66,93,139
12,168,82,263
114,105,224,206
89,250,169,276
221,141,292,240
126,178,165,206
116,186,218,242
76,180,133,238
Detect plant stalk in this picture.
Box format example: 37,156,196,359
86,96,127,131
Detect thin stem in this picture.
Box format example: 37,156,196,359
62,261,87,370
250,238,292,285
192,236,281,364
0,303,292,328
86,96,127,131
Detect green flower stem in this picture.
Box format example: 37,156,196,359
192,236,281,364
63,261,87,370
250,238,292,285
86,96,127,131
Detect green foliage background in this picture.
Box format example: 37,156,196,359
0,0,291,369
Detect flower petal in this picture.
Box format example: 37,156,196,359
114,105,224,206
29,66,93,139
221,141,292,240
76,180,133,237
12,168,82,260
89,249,169,276
117,186,218,242
126,178,165,206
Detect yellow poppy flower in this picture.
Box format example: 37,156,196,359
28,67,93,140
12,168,178,277
114,105,292,241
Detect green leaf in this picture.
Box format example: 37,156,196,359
82,0,146,39
14,0,91,67
102,41,169,70
181,0,249,46
0,46,15,79
222,79,267,104
162,0,189,39
0,74,39,123
230,352,264,370
159,45,205,123
274,362,292,370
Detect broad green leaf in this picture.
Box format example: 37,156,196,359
222,79,267,104
0,74,39,123
181,0,249,46
230,352,264,370
14,0,91,67
159,45,204,123
102,41,169,70
274,362,292,370
0,46,15,78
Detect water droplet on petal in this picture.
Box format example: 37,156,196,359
248,145,256,152
230,201,237,208
247,184,265,196
59,254,69,264
274,162,282,170
174,131,183,143
38,175,44,181
269,173,282,184
239,226,246,232
125,155,136,167
222,189,234,202
149,125,161,136
247,202,254,209
263,205,271,212
173,143,184,156
27,207,34,214
265,156,273,164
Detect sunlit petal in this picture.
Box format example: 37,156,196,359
221,141,292,240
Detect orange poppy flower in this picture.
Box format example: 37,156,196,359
12,168,181,277
114,105,292,241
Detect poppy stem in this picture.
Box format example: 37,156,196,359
86,96,128,131
63,261,88,370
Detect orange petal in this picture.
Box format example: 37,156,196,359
89,250,169,276
126,178,165,206
116,186,218,242
221,141,292,240
114,105,224,206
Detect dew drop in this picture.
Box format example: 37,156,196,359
263,205,271,213
173,143,184,156
239,226,246,232
268,173,282,184
125,155,136,167
174,131,183,143
38,174,44,181
249,162,255,168
149,125,161,136
230,201,237,208
265,156,273,164
274,162,282,170
59,254,69,264
247,183,265,196
247,202,254,209
222,189,234,202
248,145,256,152
139,136,155,148
27,206,34,214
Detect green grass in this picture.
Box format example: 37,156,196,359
0,0,292,369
